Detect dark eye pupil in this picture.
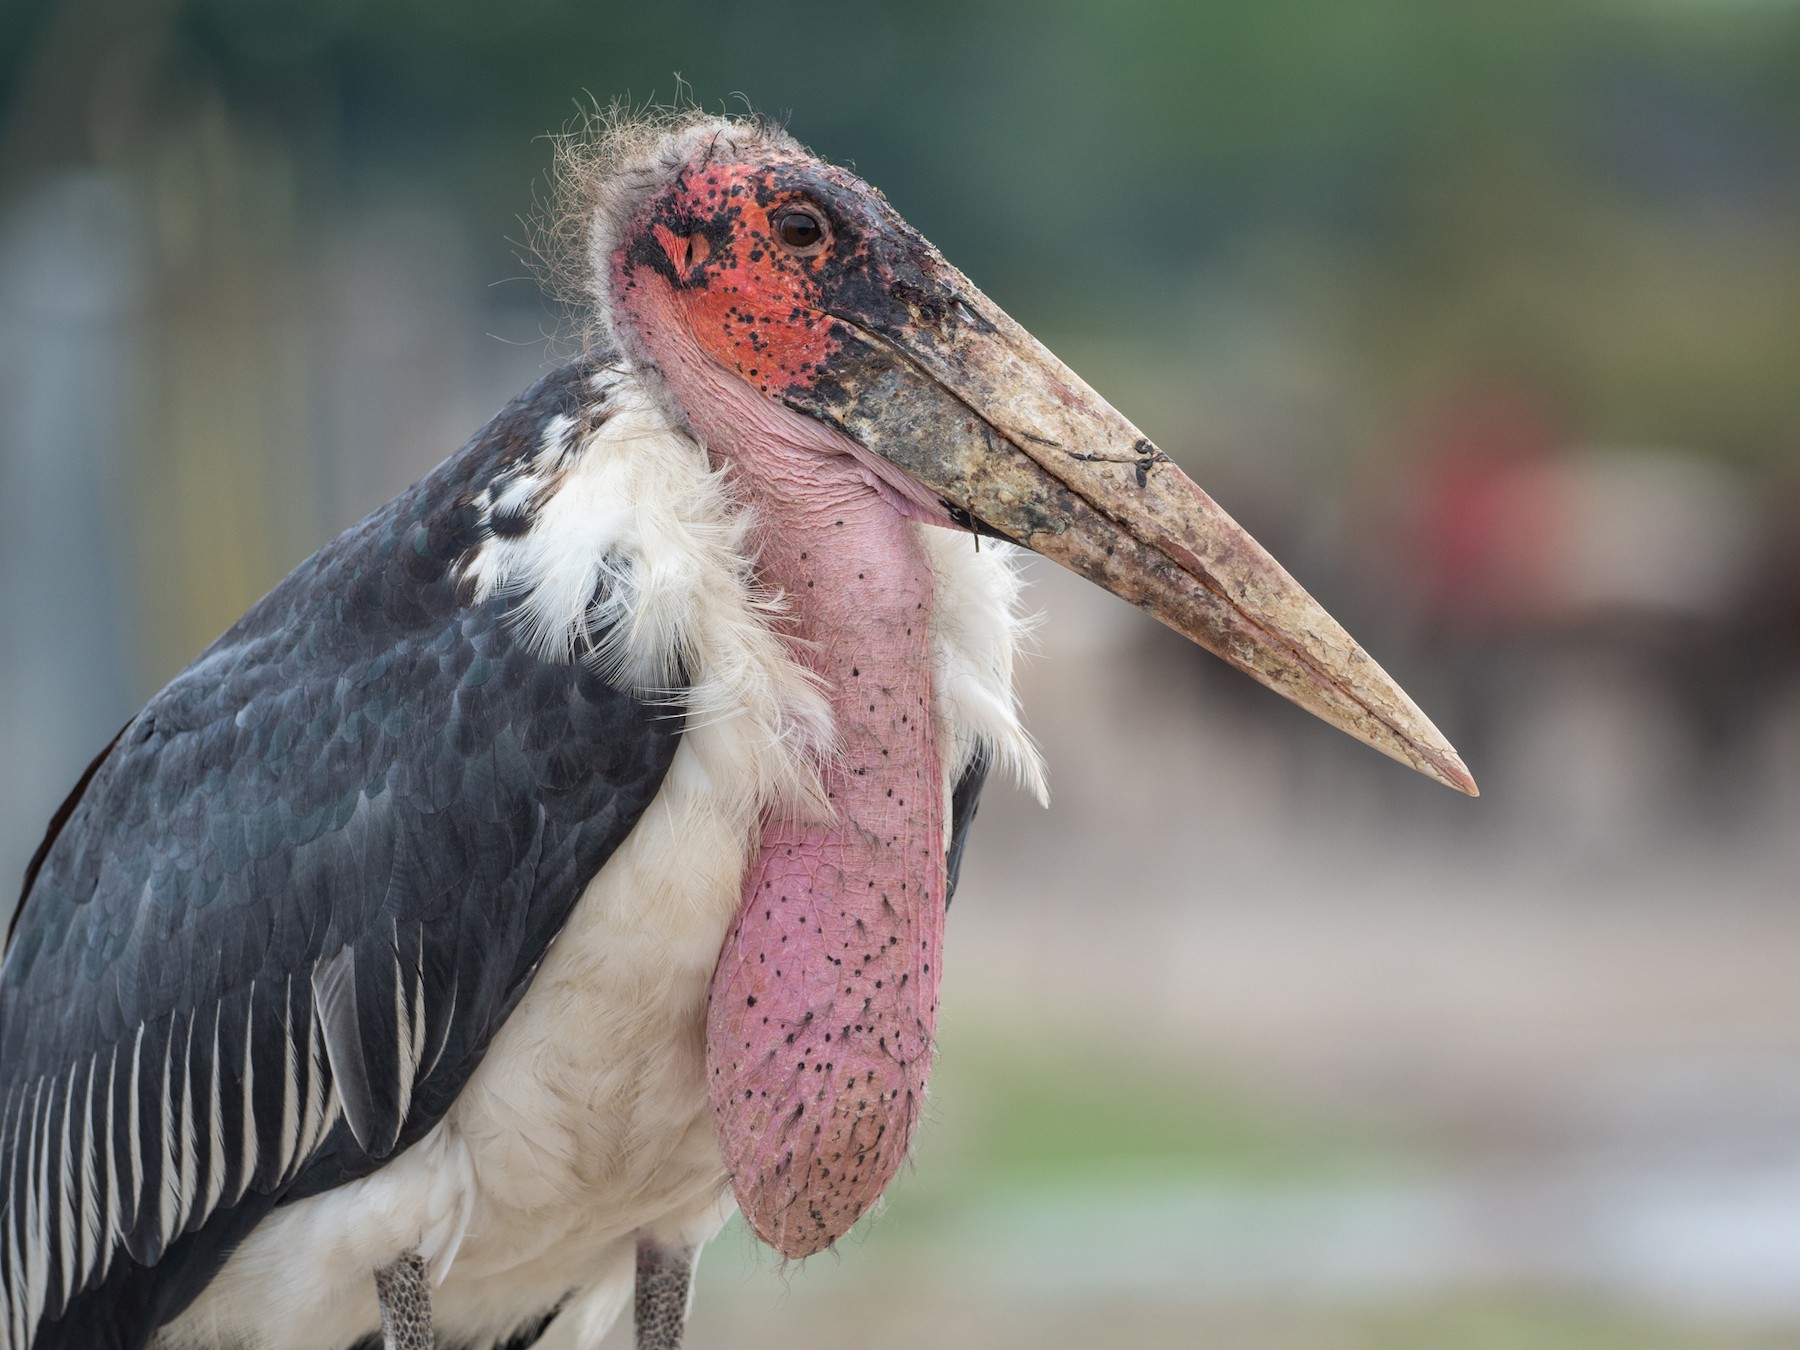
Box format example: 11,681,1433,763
778,211,823,248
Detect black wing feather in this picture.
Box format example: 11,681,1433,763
8,726,128,950
944,748,990,909
0,355,681,1350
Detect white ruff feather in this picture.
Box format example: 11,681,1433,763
157,363,1041,1350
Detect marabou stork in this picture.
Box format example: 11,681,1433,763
0,111,1475,1350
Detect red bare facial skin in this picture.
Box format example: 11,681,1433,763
612,156,951,1257
618,158,840,397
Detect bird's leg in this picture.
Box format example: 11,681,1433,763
634,1241,695,1350
373,1250,435,1350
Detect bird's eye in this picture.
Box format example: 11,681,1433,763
774,206,828,254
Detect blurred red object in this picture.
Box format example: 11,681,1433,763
1407,383,1564,634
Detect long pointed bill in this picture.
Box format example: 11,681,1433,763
792,287,1477,796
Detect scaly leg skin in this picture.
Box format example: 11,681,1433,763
634,1241,695,1350
374,1250,435,1350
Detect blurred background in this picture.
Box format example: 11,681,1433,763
5,1,1800,1345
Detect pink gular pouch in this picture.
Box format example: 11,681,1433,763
705,487,946,1257
604,124,1476,1258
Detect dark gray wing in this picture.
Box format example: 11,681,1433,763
944,749,989,908
0,354,681,1350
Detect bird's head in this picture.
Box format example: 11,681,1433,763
568,111,1474,795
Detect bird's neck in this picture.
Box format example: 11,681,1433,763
624,307,947,1255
